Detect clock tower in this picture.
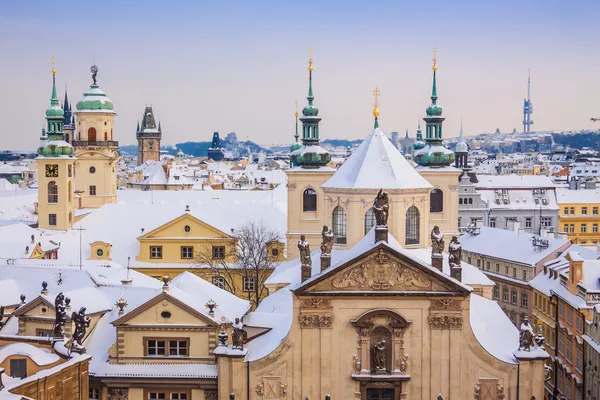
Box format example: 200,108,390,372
136,106,162,166
73,65,119,208
37,58,76,230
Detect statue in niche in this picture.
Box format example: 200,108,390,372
373,338,387,371
431,226,445,255
519,316,535,351
373,189,390,226
298,235,311,267
448,236,462,267
320,225,334,256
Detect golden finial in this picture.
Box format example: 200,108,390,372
51,55,56,74
308,45,313,72
432,46,438,71
372,87,380,118
295,100,299,118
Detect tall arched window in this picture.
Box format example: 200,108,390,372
430,189,443,213
303,188,317,212
48,181,58,203
405,206,420,245
459,198,463,205
68,181,72,203
104,131,108,141
364,208,376,234
332,206,347,244
88,127,97,142
468,198,473,205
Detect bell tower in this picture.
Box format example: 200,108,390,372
136,106,162,165
73,64,118,208
37,58,75,230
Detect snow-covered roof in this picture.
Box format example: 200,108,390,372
0,343,60,365
556,188,600,204
469,294,518,364
460,227,569,267
322,128,432,190
92,361,217,378
475,175,556,189
0,223,59,259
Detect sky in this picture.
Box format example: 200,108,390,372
1,0,599,150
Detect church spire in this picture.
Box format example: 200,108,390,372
372,87,380,129
294,100,299,143
45,56,65,140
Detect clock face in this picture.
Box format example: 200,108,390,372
45,164,59,178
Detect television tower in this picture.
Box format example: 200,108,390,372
522,70,533,134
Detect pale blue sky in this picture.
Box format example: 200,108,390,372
1,0,599,150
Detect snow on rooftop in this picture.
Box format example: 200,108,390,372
0,343,60,366
460,227,569,267
322,128,432,190
475,175,556,189
556,187,600,204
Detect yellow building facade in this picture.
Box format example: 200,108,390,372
556,188,600,245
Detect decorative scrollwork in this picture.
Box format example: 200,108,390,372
300,298,332,309
298,313,333,328
399,354,409,373
428,314,463,329
353,354,361,372
430,299,461,311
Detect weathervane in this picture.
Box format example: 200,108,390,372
372,87,381,128
308,45,313,71
432,46,438,71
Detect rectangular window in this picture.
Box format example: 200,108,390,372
9,359,27,379
467,256,472,264
168,340,188,356
89,185,96,196
180,246,193,259
522,269,527,280
512,267,517,278
525,218,532,228
570,207,575,214
490,218,496,228
566,337,573,364
146,339,166,356
493,286,499,300
593,223,599,233
558,331,565,355
145,339,188,357
49,214,57,226
486,261,490,270
243,276,256,292
576,315,584,333
36,328,52,337
511,290,517,305
581,224,587,233
150,246,163,259
564,207,569,215
564,224,569,233
503,287,509,302
171,394,188,400
541,217,552,227
576,346,583,373
569,224,575,233
212,246,225,259
582,207,588,215
559,301,565,317
594,207,599,215
505,266,509,275
212,276,225,290
148,393,166,400
89,388,100,400
496,263,500,272
521,293,528,308
477,259,481,268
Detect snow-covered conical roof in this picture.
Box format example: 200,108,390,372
322,128,432,190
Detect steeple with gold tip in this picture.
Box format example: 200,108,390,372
414,48,455,167
37,57,74,158
290,47,331,169
413,121,426,151
372,87,380,128
290,101,302,154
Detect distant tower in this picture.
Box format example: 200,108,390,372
455,118,469,169
62,87,74,144
36,57,75,230
207,132,225,161
136,106,162,166
289,102,302,167
523,70,534,134
73,64,118,208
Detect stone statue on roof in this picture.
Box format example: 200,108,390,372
431,226,445,256
373,189,389,227
53,292,67,338
71,307,91,354
298,235,312,267
448,236,462,268
232,317,247,350
320,225,334,256
519,316,535,351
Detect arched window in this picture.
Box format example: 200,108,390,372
104,131,108,141
303,188,317,212
88,127,97,142
405,206,420,245
332,206,347,245
48,181,58,203
430,189,443,213
468,198,473,205
459,198,463,205
364,208,376,234
68,181,72,203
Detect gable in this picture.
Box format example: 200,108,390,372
112,292,217,327
139,213,232,240
12,296,55,318
296,246,470,296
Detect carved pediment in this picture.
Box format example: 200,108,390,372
300,247,464,295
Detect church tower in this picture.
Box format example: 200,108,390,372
37,58,75,230
414,49,461,240
136,106,162,165
62,87,75,144
286,48,334,258
73,65,118,208
454,118,469,169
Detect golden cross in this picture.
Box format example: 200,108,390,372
432,46,438,67
372,87,380,109
52,55,55,65
295,100,299,117
308,45,313,66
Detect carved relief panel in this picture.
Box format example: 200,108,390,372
428,298,464,330
474,378,505,400
256,376,287,399
298,298,333,329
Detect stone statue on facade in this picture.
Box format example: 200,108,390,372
298,235,312,267
320,225,334,256
373,189,390,227
519,316,535,351
70,307,91,354
448,236,462,267
232,317,247,350
431,226,445,255
373,339,387,371
53,292,67,338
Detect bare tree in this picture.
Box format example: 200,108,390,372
194,220,282,308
